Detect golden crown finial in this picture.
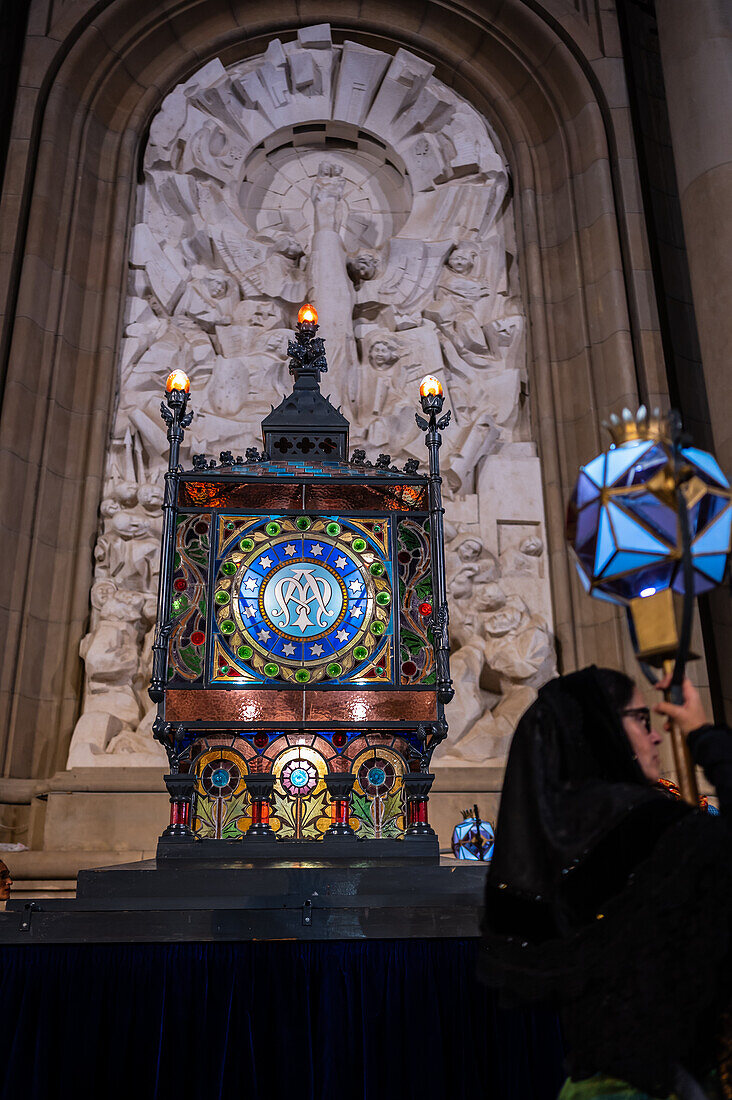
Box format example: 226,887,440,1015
601,405,671,447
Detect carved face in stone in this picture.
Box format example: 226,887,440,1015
137,484,163,512
91,581,146,622
456,537,483,562
348,252,379,283
207,276,229,299
484,604,523,637
520,535,543,556
368,340,399,370
275,236,305,262
112,481,138,507
318,161,343,177
101,501,151,539
447,246,478,275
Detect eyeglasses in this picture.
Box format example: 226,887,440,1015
622,706,652,732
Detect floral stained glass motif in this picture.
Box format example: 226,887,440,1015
271,746,331,839
168,514,210,684
192,746,251,839
350,747,405,838
210,514,394,686
397,518,435,685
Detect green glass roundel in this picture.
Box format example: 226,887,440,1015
239,537,254,552
370,621,385,636
326,662,342,678
375,591,391,607
326,522,341,536
354,646,368,661
264,662,279,678
265,521,281,536
237,645,253,660
373,524,382,533
295,668,311,683
220,620,236,635
369,562,385,576
296,516,311,531
225,521,235,531
352,538,367,553
214,590,229,605
220,665,230,675
222,561,237,576
375,666,385,676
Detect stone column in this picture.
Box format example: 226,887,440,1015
655,0,732,720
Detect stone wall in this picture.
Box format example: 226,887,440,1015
66,34,556,769
0,0,698,810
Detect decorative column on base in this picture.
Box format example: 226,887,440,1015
324,773,356,836
243,773,276,838
403,773,436,837
162,772,196,840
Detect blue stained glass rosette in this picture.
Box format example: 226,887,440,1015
567,407,732,605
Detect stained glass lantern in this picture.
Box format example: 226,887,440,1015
567,407,732,605
451,809,494,861
149,305,454,861
567,406,732,807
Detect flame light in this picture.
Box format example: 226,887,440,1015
419,375,443,398
166,369,190,393
298,303,318,325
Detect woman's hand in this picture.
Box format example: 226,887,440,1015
654,674,709,736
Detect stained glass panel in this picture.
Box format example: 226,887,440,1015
209,514,395,686
168,514,210,684
192,745,251,839
397,517,435,686
350,747,406,838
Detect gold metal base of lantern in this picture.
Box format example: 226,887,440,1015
628,589,699,806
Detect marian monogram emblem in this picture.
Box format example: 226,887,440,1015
261,561,345,639
270,567,336,634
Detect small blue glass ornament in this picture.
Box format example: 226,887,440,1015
451,808,494,861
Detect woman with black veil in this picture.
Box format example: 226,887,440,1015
480,666,732,1099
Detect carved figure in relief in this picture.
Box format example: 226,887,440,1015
71,31,556,767
174,267,239,331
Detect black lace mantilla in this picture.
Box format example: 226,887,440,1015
479,812,732,1097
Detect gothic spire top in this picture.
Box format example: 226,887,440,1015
261,304,349,462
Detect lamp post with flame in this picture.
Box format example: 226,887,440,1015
150,369,193,705
149,370,196,838
567,406,732,803
416,375,454,705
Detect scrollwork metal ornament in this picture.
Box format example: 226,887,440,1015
149,380,193,704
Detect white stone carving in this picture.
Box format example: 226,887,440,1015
67,28,556,768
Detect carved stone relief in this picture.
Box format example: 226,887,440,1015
66,25,556,769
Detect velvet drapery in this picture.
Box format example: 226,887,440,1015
0,938,564,1098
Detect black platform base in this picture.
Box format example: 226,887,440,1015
0,857,488,944
156,831,439,861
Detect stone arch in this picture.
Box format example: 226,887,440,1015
0,0,650,777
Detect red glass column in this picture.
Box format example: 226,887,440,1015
324,773,356,836
403,772,436,836
161,772,196,840
243,773,275,838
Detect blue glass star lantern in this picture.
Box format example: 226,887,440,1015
567,407,732,605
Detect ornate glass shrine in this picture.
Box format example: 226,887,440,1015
150,305,453,860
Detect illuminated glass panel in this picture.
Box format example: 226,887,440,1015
168,514,210,684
